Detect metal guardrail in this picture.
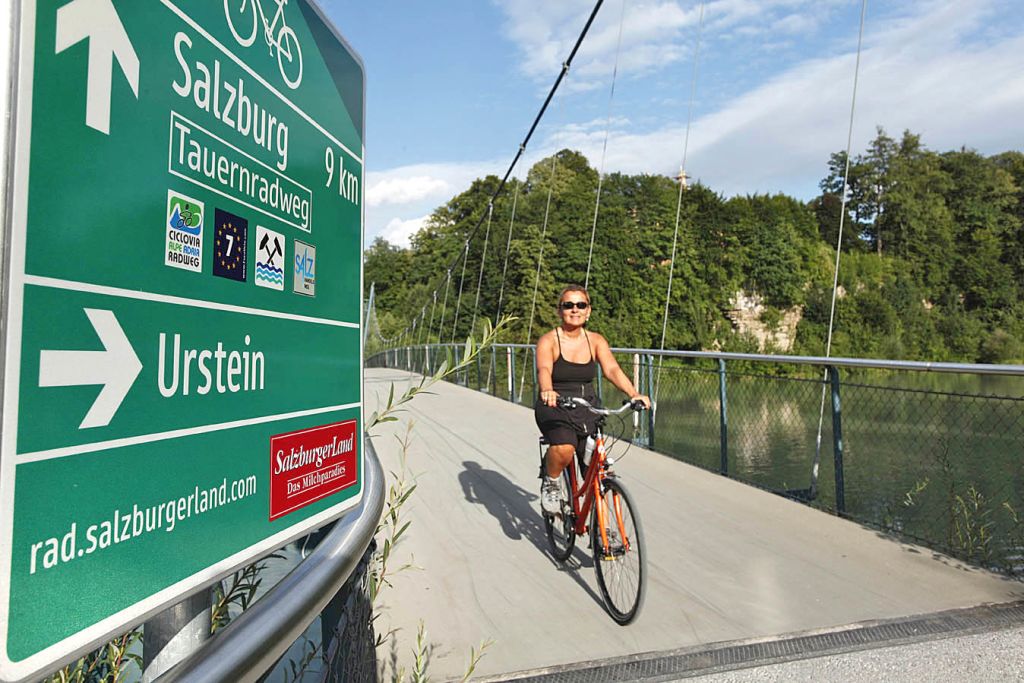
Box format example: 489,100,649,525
368,344,1024,576
615,348,1024,376
373,342,1024,376
156,439,385,682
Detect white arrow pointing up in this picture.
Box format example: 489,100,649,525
39,309,143,429
55,0,139,135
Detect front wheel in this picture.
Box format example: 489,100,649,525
276,26,303,89
591,477,645,624
544,469,576,562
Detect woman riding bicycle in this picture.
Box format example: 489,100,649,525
535,285,651,515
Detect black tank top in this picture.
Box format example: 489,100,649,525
551,329,596,396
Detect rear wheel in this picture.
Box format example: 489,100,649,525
544,469,576,562
591,477,645,624
224,0,258,47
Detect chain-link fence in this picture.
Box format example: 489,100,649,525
367,345,1024,576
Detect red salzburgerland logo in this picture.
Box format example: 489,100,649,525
269,420,358,520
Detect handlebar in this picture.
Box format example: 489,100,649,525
556,396,646,415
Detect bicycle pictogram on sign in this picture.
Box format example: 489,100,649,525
224,0,304,89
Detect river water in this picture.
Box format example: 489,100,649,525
625,362,1024,570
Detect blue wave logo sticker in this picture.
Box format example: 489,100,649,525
255,263,284,284
254,225,285,291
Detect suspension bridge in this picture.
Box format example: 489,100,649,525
363,362,1023,680
359,0,1024,678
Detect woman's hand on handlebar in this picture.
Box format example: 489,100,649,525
630,394,652,410
540,389,560,407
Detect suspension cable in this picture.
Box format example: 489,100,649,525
487,184,522,390
436,269,452,345
811,0,868,496
368,296,400,347
654,1,704,412
416,305,427,346
470,202,495,338
494,183,520,327
407,0,606,339
366,296,380,349
450,241,471,343
426,289,438,343
518,134,562,402
584,0,628,290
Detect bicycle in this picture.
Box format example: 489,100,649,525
224,0,304,89
540,397,647,624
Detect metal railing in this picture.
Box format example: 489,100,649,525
368,344,1024,575
156,440,385,682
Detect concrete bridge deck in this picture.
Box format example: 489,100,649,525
365,368,1022,680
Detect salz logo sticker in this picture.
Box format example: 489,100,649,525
213,209,247,281
269,421,358,520
254,226,285,290
294,240,316,296
165,191,203,272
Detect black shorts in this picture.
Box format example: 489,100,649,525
534,399,600,454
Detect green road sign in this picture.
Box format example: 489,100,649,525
0,1,365,678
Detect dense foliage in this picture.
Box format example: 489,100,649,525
366,130,1024,364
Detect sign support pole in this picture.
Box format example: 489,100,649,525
141,590,212,682
363,282,375,350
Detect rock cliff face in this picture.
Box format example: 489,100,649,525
726,291,802,352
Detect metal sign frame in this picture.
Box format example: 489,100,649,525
0,1,366,680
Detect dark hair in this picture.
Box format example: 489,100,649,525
558,284,590,305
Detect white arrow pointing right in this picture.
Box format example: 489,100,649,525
55,0,140,135
39,309,143,429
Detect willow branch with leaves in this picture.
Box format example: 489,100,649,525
367,316,516,431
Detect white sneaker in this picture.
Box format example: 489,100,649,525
541,476,563,515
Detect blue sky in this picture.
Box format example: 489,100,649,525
319,0,1024,246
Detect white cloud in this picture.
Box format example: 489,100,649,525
497,0,700,88
771,12,822,35
366,176,450,208
381,215,430,248
366,161,497,209
367,0,1023,248
495,0,840,89
365,160,502,244
526,0,1024,198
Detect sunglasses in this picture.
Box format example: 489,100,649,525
560,301,590,311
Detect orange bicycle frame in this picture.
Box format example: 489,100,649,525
565,432,628,554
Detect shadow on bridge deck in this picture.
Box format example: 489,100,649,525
366,368,1022,681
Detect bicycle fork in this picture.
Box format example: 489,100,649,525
594,477,611,555
571,440,633,558
593,475,631,558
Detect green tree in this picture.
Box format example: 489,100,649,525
877,132,956,298
941,149,1019,312
367,136,1024,365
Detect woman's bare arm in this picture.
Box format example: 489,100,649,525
593,333,652,408
536,332,559,407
